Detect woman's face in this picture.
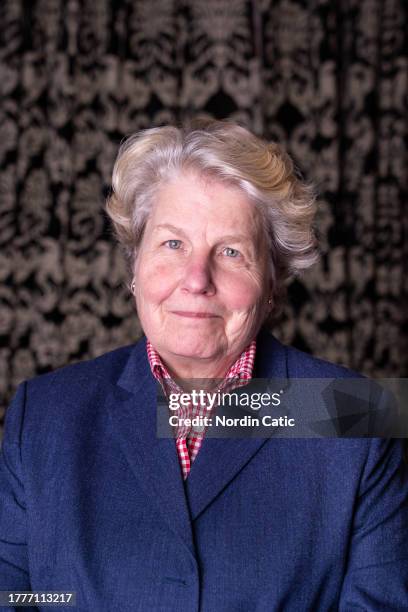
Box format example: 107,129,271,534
133,171,271,371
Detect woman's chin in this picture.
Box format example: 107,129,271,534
167,338,224,363
172,344,220,361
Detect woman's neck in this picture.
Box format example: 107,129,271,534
160,353,237,392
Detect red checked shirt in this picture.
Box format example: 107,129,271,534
147,340,256,479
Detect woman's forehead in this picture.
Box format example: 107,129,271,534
149,171,262,234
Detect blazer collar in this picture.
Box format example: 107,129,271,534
105,337,195,559
183,328,289,518
106,330,288,549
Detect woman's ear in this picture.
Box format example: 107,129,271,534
267,277,274,309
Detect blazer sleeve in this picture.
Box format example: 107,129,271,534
0,382,36,611
339,438,408,610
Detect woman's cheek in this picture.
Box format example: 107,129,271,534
220,272,264,311
139,259,179,302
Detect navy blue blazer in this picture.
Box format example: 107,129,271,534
1,331,407,611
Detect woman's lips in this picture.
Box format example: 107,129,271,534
171,311,219,319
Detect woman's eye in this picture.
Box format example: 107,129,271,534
223,247,240,258
165,239,182,249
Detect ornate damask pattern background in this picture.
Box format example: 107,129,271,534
1,0,407,419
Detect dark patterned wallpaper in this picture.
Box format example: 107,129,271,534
1,0,407,419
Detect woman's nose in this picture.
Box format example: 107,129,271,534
180,254,215,295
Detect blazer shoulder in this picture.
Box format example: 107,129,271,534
5,339,148,442
21,337,147,404
286,344,363,378
257,329,363,379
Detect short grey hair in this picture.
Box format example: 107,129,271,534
106,119,318,320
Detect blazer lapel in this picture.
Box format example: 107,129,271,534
185,330,289,520
107,331,289,528
105,338,195,559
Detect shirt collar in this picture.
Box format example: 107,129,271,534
146,339,257,390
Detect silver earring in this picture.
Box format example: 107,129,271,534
268,298,272,305
131,280,136,294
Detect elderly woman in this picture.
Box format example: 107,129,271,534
0,120,407,611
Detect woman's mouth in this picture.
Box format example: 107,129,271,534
171,311,219,319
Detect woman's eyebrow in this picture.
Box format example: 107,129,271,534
218,234,253,244
153,224,257,249
155,225,252,242
153,223,188,238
